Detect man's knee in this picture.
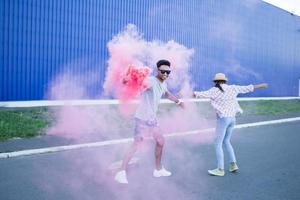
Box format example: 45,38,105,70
134,137,144,147
155,135,165,146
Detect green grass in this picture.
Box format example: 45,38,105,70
0,99,299,141
240,100,300,115
0,108,51,141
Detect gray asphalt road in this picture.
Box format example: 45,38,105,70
0,121,300,200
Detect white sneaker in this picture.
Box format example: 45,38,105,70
153,167,172,177
208,168,225,176
114,170,128,184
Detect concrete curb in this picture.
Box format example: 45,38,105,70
1,97,299,108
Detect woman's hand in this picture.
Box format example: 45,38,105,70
254,83,268,89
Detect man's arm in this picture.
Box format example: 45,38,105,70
165,91,184,107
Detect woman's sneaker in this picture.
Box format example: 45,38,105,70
229,163,239,172
114,170,128,184
208,168,225,176
153,167,172,177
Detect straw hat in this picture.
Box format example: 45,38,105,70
213,73,227,81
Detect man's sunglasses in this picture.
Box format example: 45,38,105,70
159,69,171,75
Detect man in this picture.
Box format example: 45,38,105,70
114,59,183,184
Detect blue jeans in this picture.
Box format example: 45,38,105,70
215,116,237,169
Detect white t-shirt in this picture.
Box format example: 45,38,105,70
135,76,168,121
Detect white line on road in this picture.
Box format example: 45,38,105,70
0,117,299,159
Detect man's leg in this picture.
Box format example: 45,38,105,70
152,128,171,177
115,137,143,184
153,127,165,170
115,119,145,184
155,136,165,170
121,137,143,170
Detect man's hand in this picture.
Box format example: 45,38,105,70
122,78,128,85
192,92,197,98
176,100,185,109
178,101,185,109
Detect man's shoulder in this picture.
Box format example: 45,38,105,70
143,76,156,88
147,76,156,83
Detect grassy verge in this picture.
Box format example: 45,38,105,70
0,99,300,141
0,108,53,141
240,100,300,115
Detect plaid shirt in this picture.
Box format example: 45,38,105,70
194,84,254,117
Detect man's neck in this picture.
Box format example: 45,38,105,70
155,75,164,83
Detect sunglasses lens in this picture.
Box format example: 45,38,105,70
160,70,171,75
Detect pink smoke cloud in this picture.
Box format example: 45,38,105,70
103,24,195,102
46,24,200,141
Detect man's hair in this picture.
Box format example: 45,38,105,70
156,59,171,68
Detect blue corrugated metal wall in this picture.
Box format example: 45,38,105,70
1,0,300,100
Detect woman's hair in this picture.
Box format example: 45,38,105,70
214,80,226,92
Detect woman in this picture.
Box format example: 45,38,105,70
193,73,268,176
